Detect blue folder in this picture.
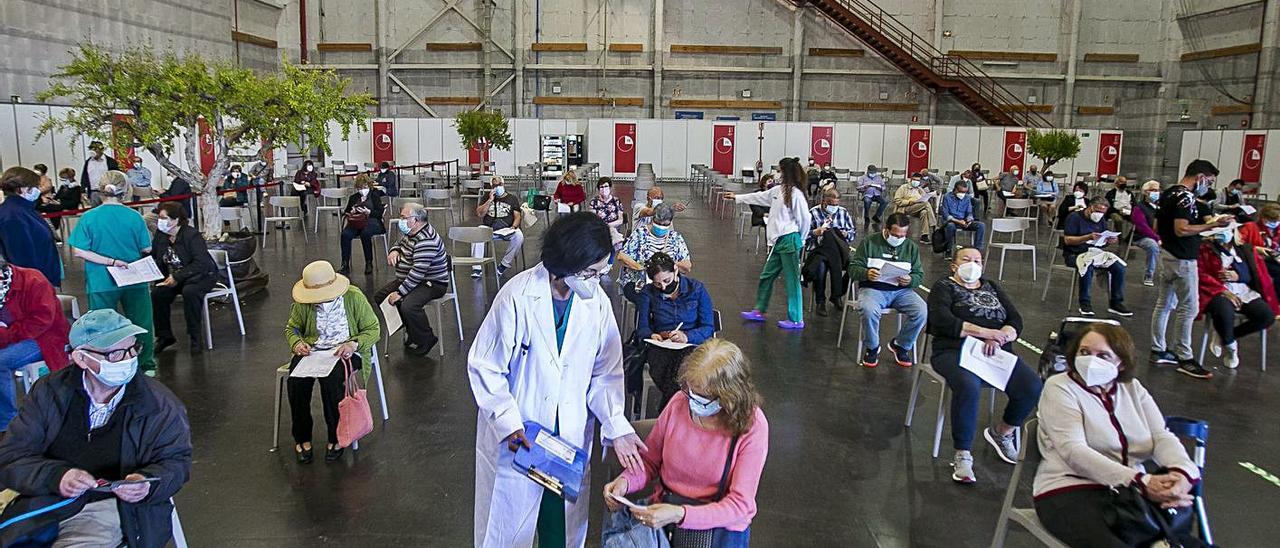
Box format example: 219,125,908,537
512,421,588,503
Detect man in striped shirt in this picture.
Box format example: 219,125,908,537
373,203,451,356
805,188,857,316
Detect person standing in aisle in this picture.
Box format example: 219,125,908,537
730,158,813,330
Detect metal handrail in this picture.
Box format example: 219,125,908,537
814,0,1053,127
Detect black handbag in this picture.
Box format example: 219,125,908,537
660,436,740,548
1103,483,1199,547
622,330,648,395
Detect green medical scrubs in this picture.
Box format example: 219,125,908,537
68,203,157,371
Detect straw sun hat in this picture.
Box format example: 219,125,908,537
292,260,350,304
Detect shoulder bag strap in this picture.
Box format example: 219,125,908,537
712,436,741,502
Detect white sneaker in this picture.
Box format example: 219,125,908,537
951,451,976,484
1209,330,1222,358
1223,341,1239,369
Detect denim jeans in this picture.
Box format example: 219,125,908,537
1151,255,1199,360
856,287,927,351
862,194,887,224
1136,237,1160,277
1077,262,1126,307
944,221,987,250
930,347,1043,451
0,339,44,430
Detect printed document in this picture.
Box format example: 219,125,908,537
959,336,1017,391
380,297,403,336
289,353,341,378
108,257,164,287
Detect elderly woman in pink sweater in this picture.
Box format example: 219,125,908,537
604,339,769,547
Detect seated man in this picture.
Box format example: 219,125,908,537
1132,180,1163,286
374,203,451,356
1105,176,1135,230
635,252,715,406
1020,164,1043,196
914,169,943,192
125,157,153,201
0,255,72,430
804,188,857,316
940,180,987,255
0,309,191,546
891,173,937,244
848,214,927,368
471,175,524,278
1062,197,1133,317
856,164,888,229
996,165,1023,203
1196,226,1279,369
633,186,687,227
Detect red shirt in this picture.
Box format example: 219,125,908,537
553,182,586,205
0,265,71,370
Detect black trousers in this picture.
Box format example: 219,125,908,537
288,353,362,445
373,278,448,347
1205,293,1275,345
648,345,696,408
291,188,311,213
804,231,850,303
151,274,217,341
1035,488,1200,548
340,220,385,265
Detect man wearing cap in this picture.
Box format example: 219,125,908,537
0,309,191,547
80,140,120,203
856,164,888,229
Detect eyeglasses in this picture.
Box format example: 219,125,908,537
574,262,613,281
82,341,143,362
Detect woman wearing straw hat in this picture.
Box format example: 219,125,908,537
285,260,381,464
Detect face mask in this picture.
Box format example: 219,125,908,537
1073,191,1085,199
1232,188,1243,196
1265,221,1280,230
885,234,906,247
563,275,600,300
359,188,370,196
231,171,241,177
1195,180,1210,196
651,198,663,206
599,187,612,197
493,186,506,197
1089,211,1105,223
60,177,74,186
1148,191,1160,202
825,205,839,214
21,187,41,202
910,180,921,188
1215,231,1233,245
398,220,412,235
1076,354,1119,387
306,165,314,172
157,218,178,233
956,192,968,200
1012,170,1020,176
687,392,722,417
1045,176,1054,182
659,278,679,295
956,261,983,284
652,224,672,237
381,168,389,173
85,354,138,387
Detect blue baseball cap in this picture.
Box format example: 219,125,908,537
69,309,148,350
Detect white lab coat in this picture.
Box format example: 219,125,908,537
468,263,633,548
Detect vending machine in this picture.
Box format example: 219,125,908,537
541,135,565,176
566,134,585,168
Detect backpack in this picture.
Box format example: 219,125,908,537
1038,317,1122,379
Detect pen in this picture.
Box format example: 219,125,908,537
672,322,683,332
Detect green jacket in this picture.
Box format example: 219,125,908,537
285,286,382,382
849,232,924,289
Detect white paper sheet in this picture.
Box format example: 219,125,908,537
867,258,911,281
610,493,645,510
289,353,341,378
107,256,164,287
1089,231,1121,247
494,227,519,237
959,336,1017,391
556,202,571,213
1239,204,1258,215
644,338,694,350
380,297,403,336
918,191,937,203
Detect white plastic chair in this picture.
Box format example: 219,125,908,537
262,196,307,245
448,226,501,286
57,294,81,321
422,188,456,227
1197,318,1267,371
904,361,1000,458
14,361,49,394
382,269,465,358
202,250,247,349
989,419,1068,548
171,498,188,548
1040,242,1082,312
219,207,251,230
989,218,1038,280
834,281,920,365
272,344,389,450
313,187,352,233
459,180,485,217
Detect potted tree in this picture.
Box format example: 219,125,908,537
1027,128,1083,174
38,43,374,238
454,109,513,177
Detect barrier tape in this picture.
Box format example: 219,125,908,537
40,180,283,220
916,285,1045,355
1239,462,1280,489
334,160,460,179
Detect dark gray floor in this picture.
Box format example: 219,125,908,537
52,184,1280,546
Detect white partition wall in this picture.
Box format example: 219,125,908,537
931,126,957,173
417,118,444,163
883,124,909,172
636,119,663,174
1218,130,1245,183
587,119,614,176
857,124,885,170
1262,130,1280,197
977,127,1004,172
832,123,860,169
1180,128,1280,197
14,105,55,171
441,121,465,169
326,121,350,162
783,122,811,159
0,107,20,168
954,127,980,170
687,120,713,170
1075,129,1101,177
511,119,539,169
393,120,419,166
661,120,688,178
1179,131,1202,169
1198,130,1223,164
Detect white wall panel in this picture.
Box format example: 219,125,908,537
346,125,373,166
1075,129,1101,177
687,120,713,170
393,119,419,166
977,127,1004,174
783,122,811,159
512,119,540,169
1198,131,1222,167
417,118,444,163
832,123,859,169
857,124,884,170
954,127,980,171
660,120,688,178
587,119,615,176
882,124,909,172
1262,130,1280,197
440,120,465,165
733,122,756,175
48,107,86,173
759,123,787,169
325,121,349,163
1178,130,1202,172
636,119,663,175
931,126,958,173
14,105,54,170
0,106,20,168
541,119,568,136
489,141,516,176
1217,130,1245,183
565,119,587,135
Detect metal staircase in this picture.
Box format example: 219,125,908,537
798,0,1053,127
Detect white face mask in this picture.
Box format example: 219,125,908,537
687,392,722,417
563,275,600,300
1074,191,1085,199
1089,211,1105,223
956,261,983,283
825,204,839,214
1075,354,1119,386
359,188,370,196
59,177,74,187
650,198,663,206
231,171,241,177
885,234,906,247
305,165,314,172
85,354,139,387
599,187,612,197
20,187,41,202
1012,170,1020,176
1045,176,1054,182
955,192,968,200
157,218,178,233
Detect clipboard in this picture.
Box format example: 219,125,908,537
512,421,588,503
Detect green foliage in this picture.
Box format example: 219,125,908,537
1026,128,1082,172
454,109,513,151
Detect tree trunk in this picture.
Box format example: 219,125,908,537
198,190,224,238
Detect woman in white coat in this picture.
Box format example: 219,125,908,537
468,212,646,548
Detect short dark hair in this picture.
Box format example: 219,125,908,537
597,176,612,188
1088,196,1109,208
1064,323,1136,383
156,201,189,224
380,161,392,169
885,213,912,230
1073,181,1089,193
1229,178,1244,187
0,166,40,195
954,180,970,191
33,164,47,175
541,212,613,277
645,252,677,279
1184,159,1219,178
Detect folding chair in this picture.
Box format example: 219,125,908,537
989,218,1038,280
422,188,456,227
459,180,485,218
202,250,247,349
903,361,999,458
1197,318,1267,371
313,187,351,233
448,226,502,287
989,419,1069,548
272,344,389,450
835,280,920,365
382,269,464,358
631,309,723,421
262,196,308,245
1165,416,1213,545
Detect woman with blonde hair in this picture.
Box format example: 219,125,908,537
604,339,769,546
552,167,586,213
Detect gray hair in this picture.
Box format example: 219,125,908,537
402,202,429,224
1089,196,1109,208
652,203,675,224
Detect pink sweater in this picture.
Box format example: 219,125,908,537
622,392,769,531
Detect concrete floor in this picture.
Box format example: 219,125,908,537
51,183,1280,546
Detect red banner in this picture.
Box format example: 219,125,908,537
111,114,136,169
811,126,833,167
614,123,636,174
1002,130,1027,175
197,117,214,176
712,125,736,175
906,128,930,174
1241,133,1266,183
1096,132,1122,176
372,121,394,164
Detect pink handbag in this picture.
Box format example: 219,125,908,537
336,357,373,448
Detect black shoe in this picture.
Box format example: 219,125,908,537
1176,359,1213,380
421,334,440,355
189,341,203,356
1078,303,1095,316
155,336,177,353
325,445,344,462
296,445,313,464
1150,350,1178,365
862,346,880,368
337,263,351,276
889,340,914,368
920,234,931,244
815,302,828,317
364,263,374,275
1108,303,1133,317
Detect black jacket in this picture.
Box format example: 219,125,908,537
159,178,193,218
80,155,120,193
375,170,399,197
0,367,192,548
345,190,387,220
152,224,216,284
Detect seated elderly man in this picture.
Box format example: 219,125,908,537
0,309,191,547
471,175,524,278
633,186,687,227
891,173,937,244
1063,197,1133,317
804,187,857,316
374,203,451,356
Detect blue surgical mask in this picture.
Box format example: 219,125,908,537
687,391,721,417
1195,180,1210,196
652,224,671,237
21,187,41,202
493,186,506,197
1215,231,1233,245
86,355,138,387
398,220,411,235
1148,191,1160,202
825,205,839,214
910,180,921,188
1266,221,1280,230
